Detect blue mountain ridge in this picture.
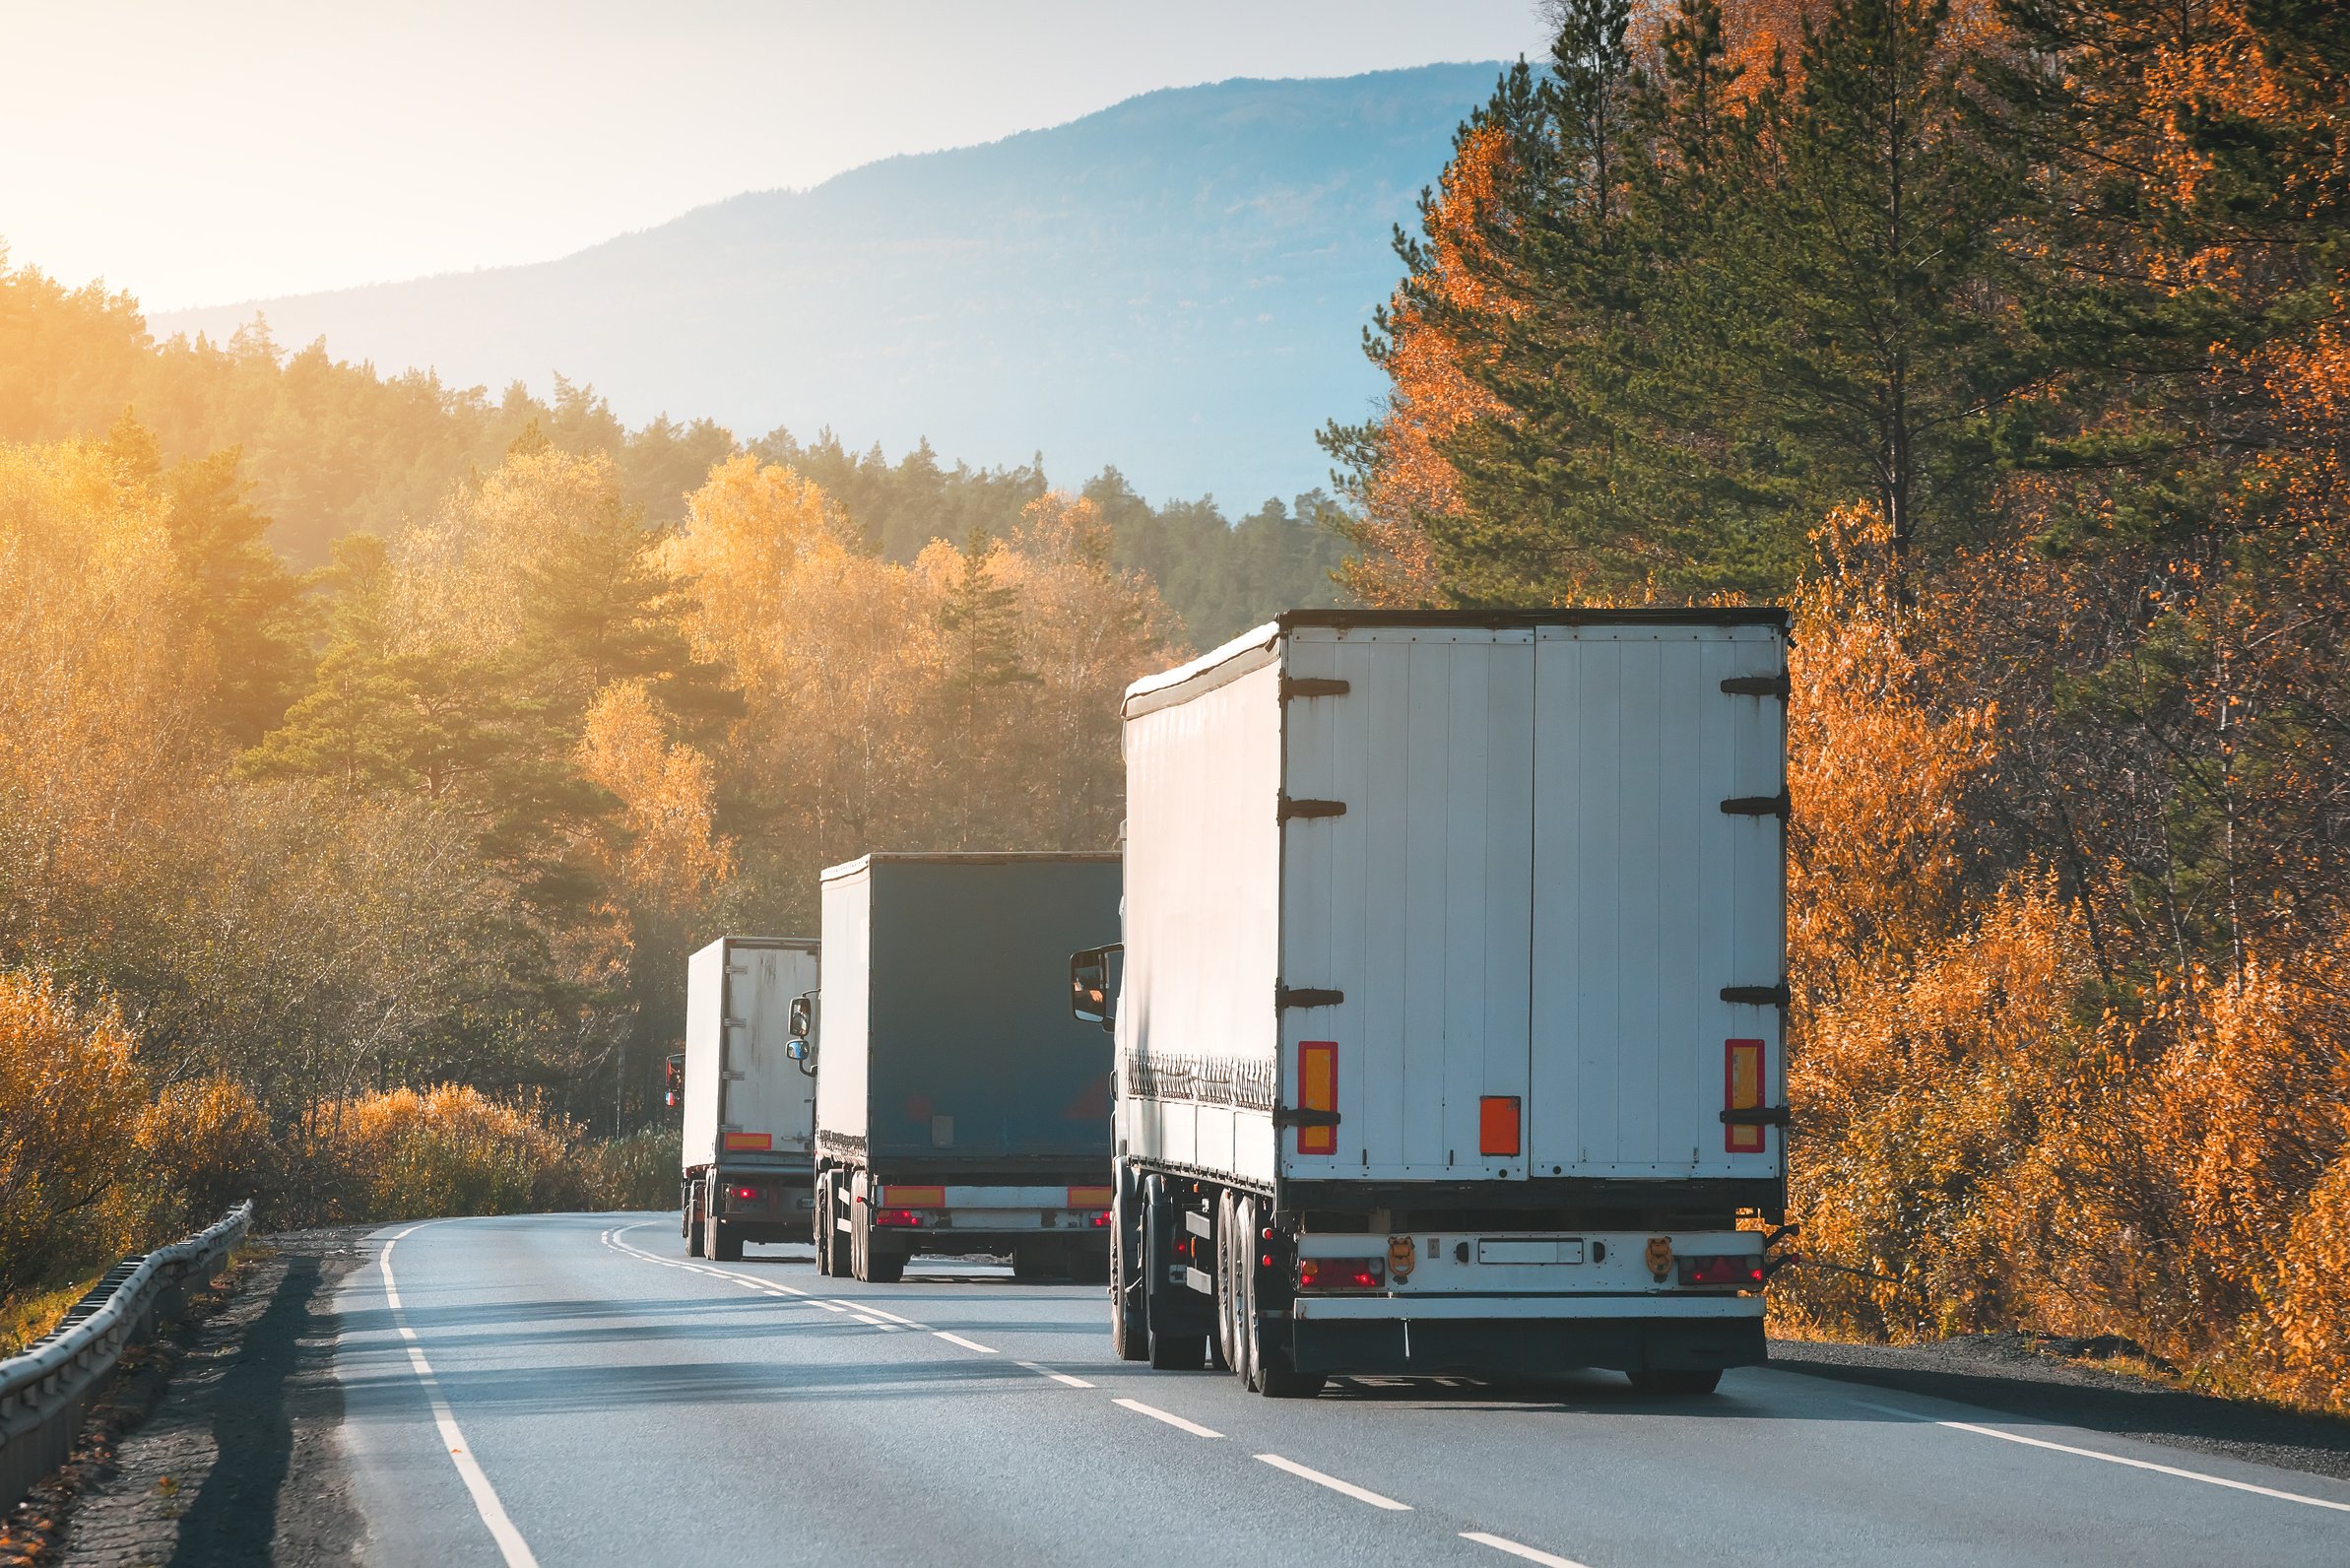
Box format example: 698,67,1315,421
156,63,1506,509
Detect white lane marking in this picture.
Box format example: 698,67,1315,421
1462,1531,1591,1567
934,1331,999,1354
1016,1359,1096,1389
1253,1453,1410,1510
379,1225,542,1568
852,1300,924,1327
1851,1399,2350,1513
1114,1398,1222,1438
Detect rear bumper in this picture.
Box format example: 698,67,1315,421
1288,1310,1765,1377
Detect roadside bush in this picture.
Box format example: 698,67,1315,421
0,968,150,1302
580,1124,682,1210
138,1076,276,1231
326,1084,594,1220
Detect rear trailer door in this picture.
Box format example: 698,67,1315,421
1278,625,1535,1180
1527,624,1786,1180
720,942,819,1163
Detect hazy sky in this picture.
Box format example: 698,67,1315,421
4,1,1547,311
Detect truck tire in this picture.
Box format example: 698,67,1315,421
1238,1196,1324,1400
1211,1190,1237,1374
1629,1368,1722,1396
1012,1241,1064,1282
685,1181,705,1258
814,1173,837,1276
1110,1171,1149,1361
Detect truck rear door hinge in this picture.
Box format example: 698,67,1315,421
1275,984,1344,1010
1720,1106,1792,1128
1721,673,1791,698
1721,983,1791,1007
1273,1107,1342,1130
1721,791,1791,818
1278,796,1347,821
1280,676,1351,700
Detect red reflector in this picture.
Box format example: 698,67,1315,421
1297,1257,1384,1291
1726,1040,1766,1153
1677,1254,1765,1287
874,1209,923,1228
1478,1095,1521,1156
1297,1041,1337,1155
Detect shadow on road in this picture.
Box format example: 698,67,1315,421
166,1255,323,1566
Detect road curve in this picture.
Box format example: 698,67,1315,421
331,1212,2350,1567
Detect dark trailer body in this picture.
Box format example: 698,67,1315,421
811,853,1122,1283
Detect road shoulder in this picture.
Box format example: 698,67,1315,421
1771,1335,2350,1484
48,1228,372,1568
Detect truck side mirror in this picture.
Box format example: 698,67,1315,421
1070,945,1121,1031
788,992,817,1075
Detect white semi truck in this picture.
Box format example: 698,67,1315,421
679,936,821,1262
1072,610,1790,1396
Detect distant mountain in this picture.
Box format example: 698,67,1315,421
156,64,1503,509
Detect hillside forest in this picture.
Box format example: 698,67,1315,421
0,250,1338,1333
1326,0,2350,1411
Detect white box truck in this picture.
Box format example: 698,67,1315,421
680,936,820,1261
1072,610,1790,1397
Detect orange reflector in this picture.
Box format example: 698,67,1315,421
722,1132,772,1151
1297,1041,1338,1155
1067,1186,1112,1209
1726,1039,1765,1153
1478,1096,1521,1156
881,1185,945,1208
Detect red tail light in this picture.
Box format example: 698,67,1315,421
1677,1255,1765,1288
731,1186,761,1202
1090,1210,1111,1227
1297,1257,1384,1291
874,1209,924,1228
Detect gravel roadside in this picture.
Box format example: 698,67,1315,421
1771,1334,2350,1483
47,1228,371,1568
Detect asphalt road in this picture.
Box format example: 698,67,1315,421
332,1212,2350,1567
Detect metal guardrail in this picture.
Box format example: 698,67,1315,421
0,1201,253,1516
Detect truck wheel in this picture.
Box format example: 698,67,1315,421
814,1174,836,1276
1629,1368,1722,1396
685,1182,706,1258
1238,1196,1323,1400
1109,1172,1149,1361
1012,1241,1063,1282
1210,1190,1237,1374
711,1215,744,1263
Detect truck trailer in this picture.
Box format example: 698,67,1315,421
1075,609,1790,1396
807,854,1123,1284
680,936,821,1262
